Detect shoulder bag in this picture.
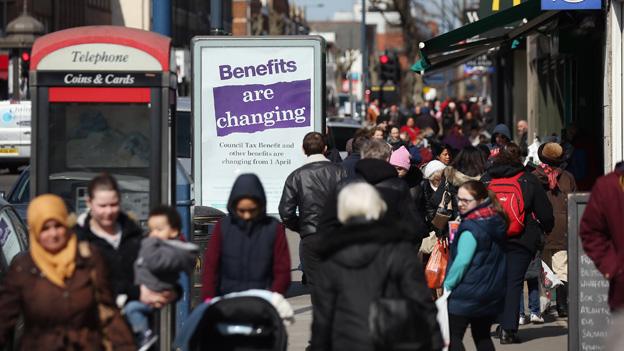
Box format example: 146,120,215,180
369,251,431,350
431,183,453,231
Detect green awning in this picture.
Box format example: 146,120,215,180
411,0,559,74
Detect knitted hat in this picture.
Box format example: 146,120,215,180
423,160,447,179
538,142,564,166
389,146,411,170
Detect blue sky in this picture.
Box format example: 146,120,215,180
296,0,354,21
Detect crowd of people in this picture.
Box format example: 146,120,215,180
1,95,623,351
279,95,585,350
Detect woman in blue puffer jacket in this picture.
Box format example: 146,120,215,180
444,180,508,351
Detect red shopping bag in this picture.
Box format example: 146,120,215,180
425,241,449,289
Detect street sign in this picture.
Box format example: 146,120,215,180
465,55,493,67
568,193,612,351
192,37,324,214
541,0,601,10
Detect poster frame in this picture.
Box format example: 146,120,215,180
191,36,326,212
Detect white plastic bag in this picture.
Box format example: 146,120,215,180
541,260,563,289
435,290,451,351
539,261,563,313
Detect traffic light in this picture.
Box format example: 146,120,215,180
378,51,400,83
19,49,30,80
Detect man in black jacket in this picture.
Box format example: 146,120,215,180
279,132,347,287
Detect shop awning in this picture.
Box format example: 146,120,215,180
411,0,559,74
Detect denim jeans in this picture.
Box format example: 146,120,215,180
519,277,540,315
124,300,153,334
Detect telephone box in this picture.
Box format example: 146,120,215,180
29,26,176,224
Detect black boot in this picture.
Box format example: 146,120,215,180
500,329,521,344
556,282,568,318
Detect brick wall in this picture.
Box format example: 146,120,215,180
232,0,250,35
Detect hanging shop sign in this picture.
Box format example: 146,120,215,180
541,0,601,10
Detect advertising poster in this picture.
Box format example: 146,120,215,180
193,37,324,214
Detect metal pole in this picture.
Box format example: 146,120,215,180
349,72,355,117
3,0,7,35
210,0,223,35
11,53,18,100
152,0,171,36
361,0,368,119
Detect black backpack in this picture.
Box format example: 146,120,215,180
369,251,432,351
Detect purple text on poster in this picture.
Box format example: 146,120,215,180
213,79,311,137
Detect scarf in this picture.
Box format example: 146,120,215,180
464,204,497,221
28,194,77,288
540,163,561,190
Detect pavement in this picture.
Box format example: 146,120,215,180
283,230,568,351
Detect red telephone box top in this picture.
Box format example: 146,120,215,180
31,26,172,72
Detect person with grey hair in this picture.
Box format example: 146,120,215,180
311,183,442,351
361,139,392,161
317,139,428,245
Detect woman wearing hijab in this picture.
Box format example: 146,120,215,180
0,194,135,350
201,173,291,299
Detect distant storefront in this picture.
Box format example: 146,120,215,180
414,0,605,189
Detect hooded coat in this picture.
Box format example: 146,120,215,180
201,174,291,298
317,159,428,245
489,124,512,157
491,124,512,142
483,162,554,253
311,221,443,351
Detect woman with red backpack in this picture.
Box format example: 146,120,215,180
444,180,508,351
483,143,554,344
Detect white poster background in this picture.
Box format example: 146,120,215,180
199,46,316,214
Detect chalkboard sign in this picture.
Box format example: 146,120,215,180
568,193,612,351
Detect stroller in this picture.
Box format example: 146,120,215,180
173,290,291,351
